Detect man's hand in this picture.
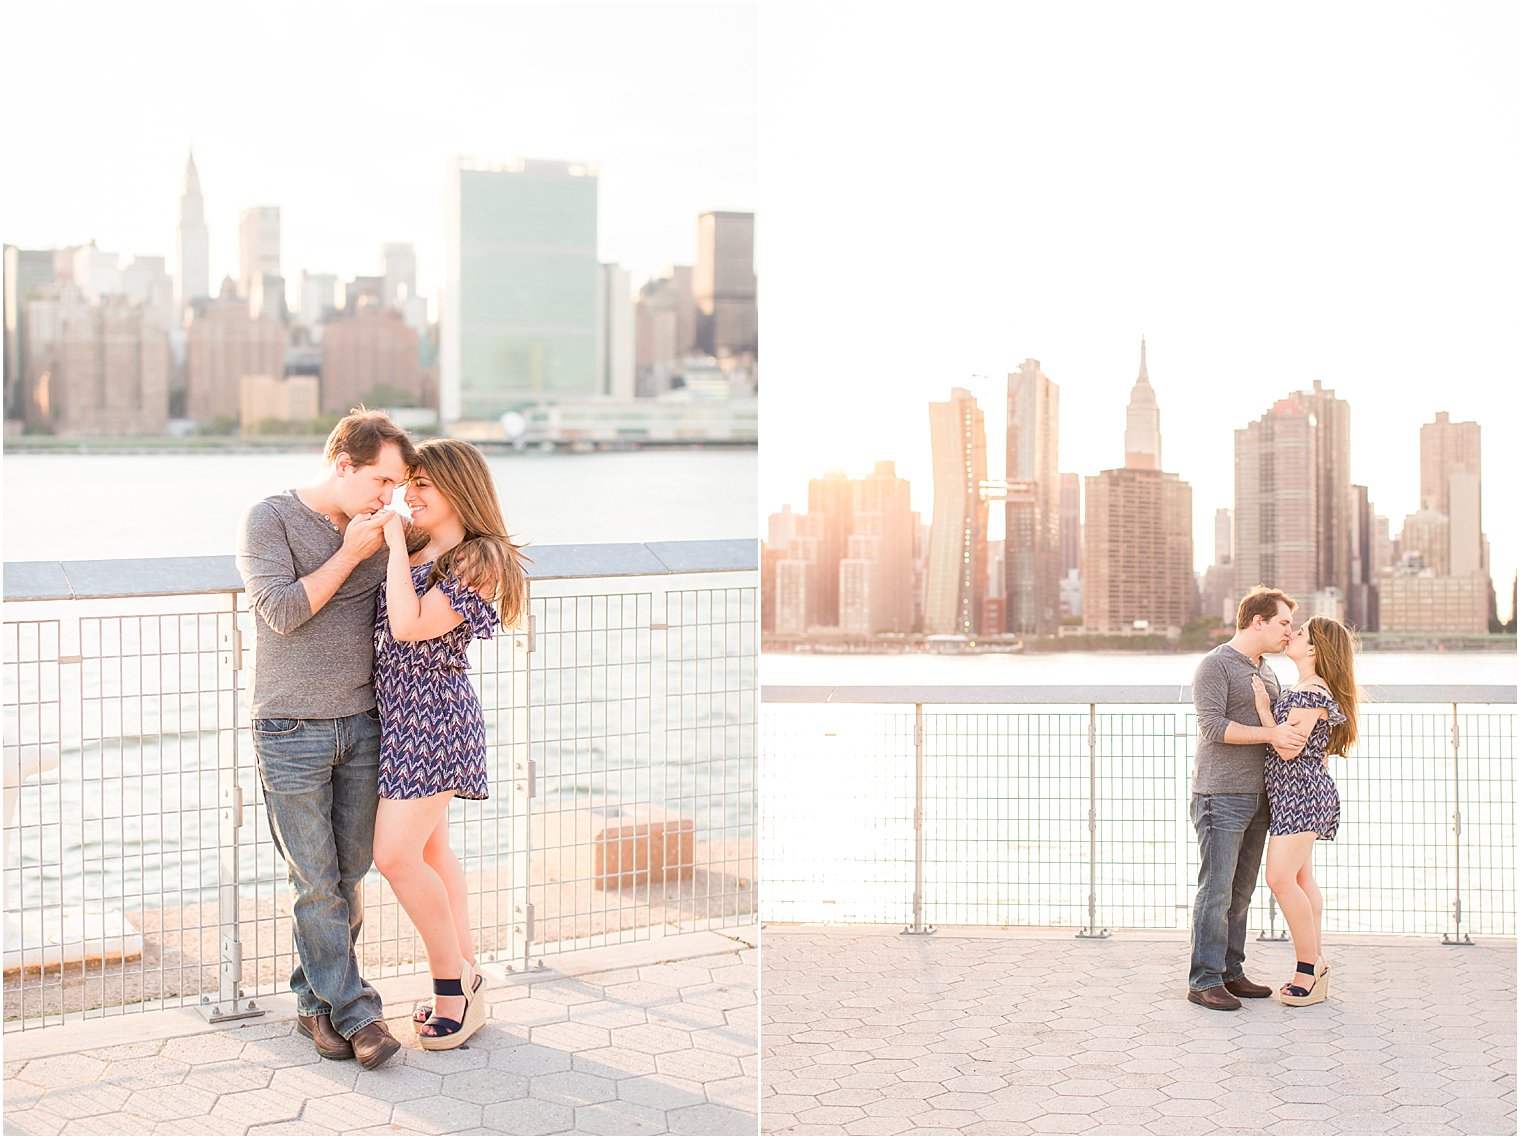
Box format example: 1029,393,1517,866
1270,719,1309,756
342,510,393,561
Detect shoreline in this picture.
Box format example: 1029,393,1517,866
763,634,1518,655
3,436,757,456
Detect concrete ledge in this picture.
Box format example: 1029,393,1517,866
4,540,759,602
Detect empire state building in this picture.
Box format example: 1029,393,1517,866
1124,337,1161,470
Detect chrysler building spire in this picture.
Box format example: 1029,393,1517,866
176,149,210,310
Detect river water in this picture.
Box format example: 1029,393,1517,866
3,448,758,559
3,449,757,918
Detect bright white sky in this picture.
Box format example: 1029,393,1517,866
0,1,757,303
760,3,1518,618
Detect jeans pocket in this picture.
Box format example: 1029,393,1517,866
1190,794,1211,831
253,718,303,736
362,707,382,723
253,720,335,795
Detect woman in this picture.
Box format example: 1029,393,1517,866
1250,615,1359,1008
371,438,528,1049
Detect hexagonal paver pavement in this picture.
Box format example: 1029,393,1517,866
762,927,1516,1135
2,939,756,1136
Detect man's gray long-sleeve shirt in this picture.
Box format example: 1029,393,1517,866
1191,644,1281,795
237,490,387,720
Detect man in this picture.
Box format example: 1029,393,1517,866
236,409,418,1067
1187,585,1310,1011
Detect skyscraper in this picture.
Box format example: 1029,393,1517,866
1234,383,1351,605
1059,473,1082,576
1420,411,1481,515
1294,380,1353,605
4,246,56,421
320,303,423,414
693,211,757,358
1004,360,1060,636
186,283,286,423
122,256,176,331
238,206,281,299
1348,484,1379,631
1420,412,1485,579
806,470,853,627
925,388,988,635
1085,356,1194,635
1123,337,1161,469
176,150,210,312
770,512,825,636
596,263,635,399
1400,509,1450,575
1084,467,1194,635
442,158,599,421
299,271,338,328
22,291,169,435
1199,507,1236,626
840,461,915,635
382,242,417,307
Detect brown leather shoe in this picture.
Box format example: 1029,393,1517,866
296,1012,354,1060
349,1021,401,1070
1224,976,1273,999
1187,985,1243,1011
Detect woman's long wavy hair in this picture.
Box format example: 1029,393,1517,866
412,438,529,629
1307,615,1360,757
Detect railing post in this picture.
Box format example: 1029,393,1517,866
507,600,536,972
1444,703,1474,946
903,703,934,935
1077,704,1109,939
203,597,262,1023
1257,894,1289,941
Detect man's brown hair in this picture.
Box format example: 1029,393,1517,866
1235,584,1297,630
322,407,419,470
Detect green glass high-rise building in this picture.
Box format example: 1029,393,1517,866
443,158,599,422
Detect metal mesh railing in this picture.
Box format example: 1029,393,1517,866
3,548,756,1031
662,585,757,937
761,686,1516,942
4,600,238,1028
759,706,915,926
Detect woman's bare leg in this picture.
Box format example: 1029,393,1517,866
422,809,475,967
1264,832,1321,982
1297,857,1325,970
373,793,467,1025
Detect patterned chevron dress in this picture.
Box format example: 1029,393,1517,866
373,562,498,801
1265,684,1345,840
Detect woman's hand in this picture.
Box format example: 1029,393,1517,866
383,510,407,551
1250,674,1274,721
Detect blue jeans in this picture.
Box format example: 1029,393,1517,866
253,708,384,1038
1189,792,1269,992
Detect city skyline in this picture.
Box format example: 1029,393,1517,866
759,3,1517,618
769,391,1507,631
1,3,757,307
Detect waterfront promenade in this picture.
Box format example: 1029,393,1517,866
762,926,1516,1136
4,928,756,1136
